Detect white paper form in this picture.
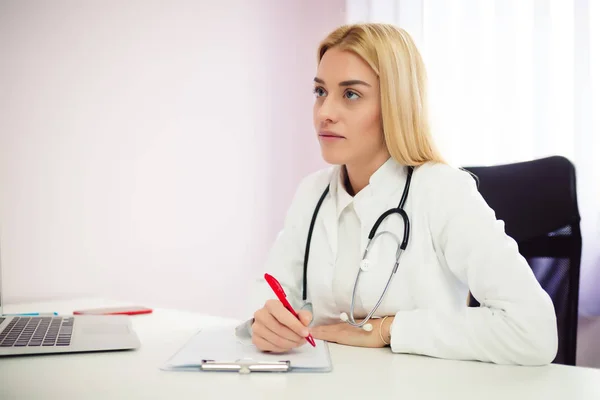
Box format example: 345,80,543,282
161,324,332,372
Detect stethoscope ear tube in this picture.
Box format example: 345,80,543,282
398,209,409,250
303,185,330,301
368,208,401,239
368,208,410,250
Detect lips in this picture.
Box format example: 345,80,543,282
319,131,345,138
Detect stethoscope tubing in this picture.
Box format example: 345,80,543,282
301,166,414,328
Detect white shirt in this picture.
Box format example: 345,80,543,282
241,157,558,366
331,169,363,315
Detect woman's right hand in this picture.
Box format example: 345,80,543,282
251,299,313,353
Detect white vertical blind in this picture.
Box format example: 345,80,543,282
347,0,600,315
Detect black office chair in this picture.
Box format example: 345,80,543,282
462,156,582,366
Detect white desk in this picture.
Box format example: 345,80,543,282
2,299,600,400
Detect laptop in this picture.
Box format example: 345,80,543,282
0,244,141,356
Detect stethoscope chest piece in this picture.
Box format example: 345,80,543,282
300,301,313,315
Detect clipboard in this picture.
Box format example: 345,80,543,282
161,324,332,373
199,359,292,373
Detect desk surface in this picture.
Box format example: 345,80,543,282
1,299,600,400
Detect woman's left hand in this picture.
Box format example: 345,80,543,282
310,316,394,348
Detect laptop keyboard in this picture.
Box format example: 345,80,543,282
0,316,74,347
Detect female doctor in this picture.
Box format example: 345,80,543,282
239,23,558,366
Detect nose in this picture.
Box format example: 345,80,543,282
316,96,338,124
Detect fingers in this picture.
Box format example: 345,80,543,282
298,310,313,327
265,300,310,337
252,300,311,352
252,319,305,351
252,334,286,353
254,309,306,344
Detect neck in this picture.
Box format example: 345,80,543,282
344,152,391,196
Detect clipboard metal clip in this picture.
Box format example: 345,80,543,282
200,359,291,374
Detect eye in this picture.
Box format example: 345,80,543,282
344,90,360,100
313,86,327,97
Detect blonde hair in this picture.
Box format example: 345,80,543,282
317,23,445,166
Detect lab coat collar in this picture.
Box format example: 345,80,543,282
366,157,407,199
334,167,354,219
333,157,407,217
323,157,408,258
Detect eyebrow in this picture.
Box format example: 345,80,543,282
313,77,372,87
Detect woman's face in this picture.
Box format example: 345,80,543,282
313,48,387,167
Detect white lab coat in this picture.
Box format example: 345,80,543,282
242,158,558,366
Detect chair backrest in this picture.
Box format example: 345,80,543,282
462,156,582,365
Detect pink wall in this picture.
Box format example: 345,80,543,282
0,0,345,318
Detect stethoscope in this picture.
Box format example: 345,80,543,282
301,166,414,331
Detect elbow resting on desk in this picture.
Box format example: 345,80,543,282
485,289,559,366
390,301,559,366
506,310,559,366
472,304,559,366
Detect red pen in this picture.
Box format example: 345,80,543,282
264,273,316,347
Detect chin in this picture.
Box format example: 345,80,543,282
320,149,347,165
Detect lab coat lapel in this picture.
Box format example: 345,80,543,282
320,187,338,260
